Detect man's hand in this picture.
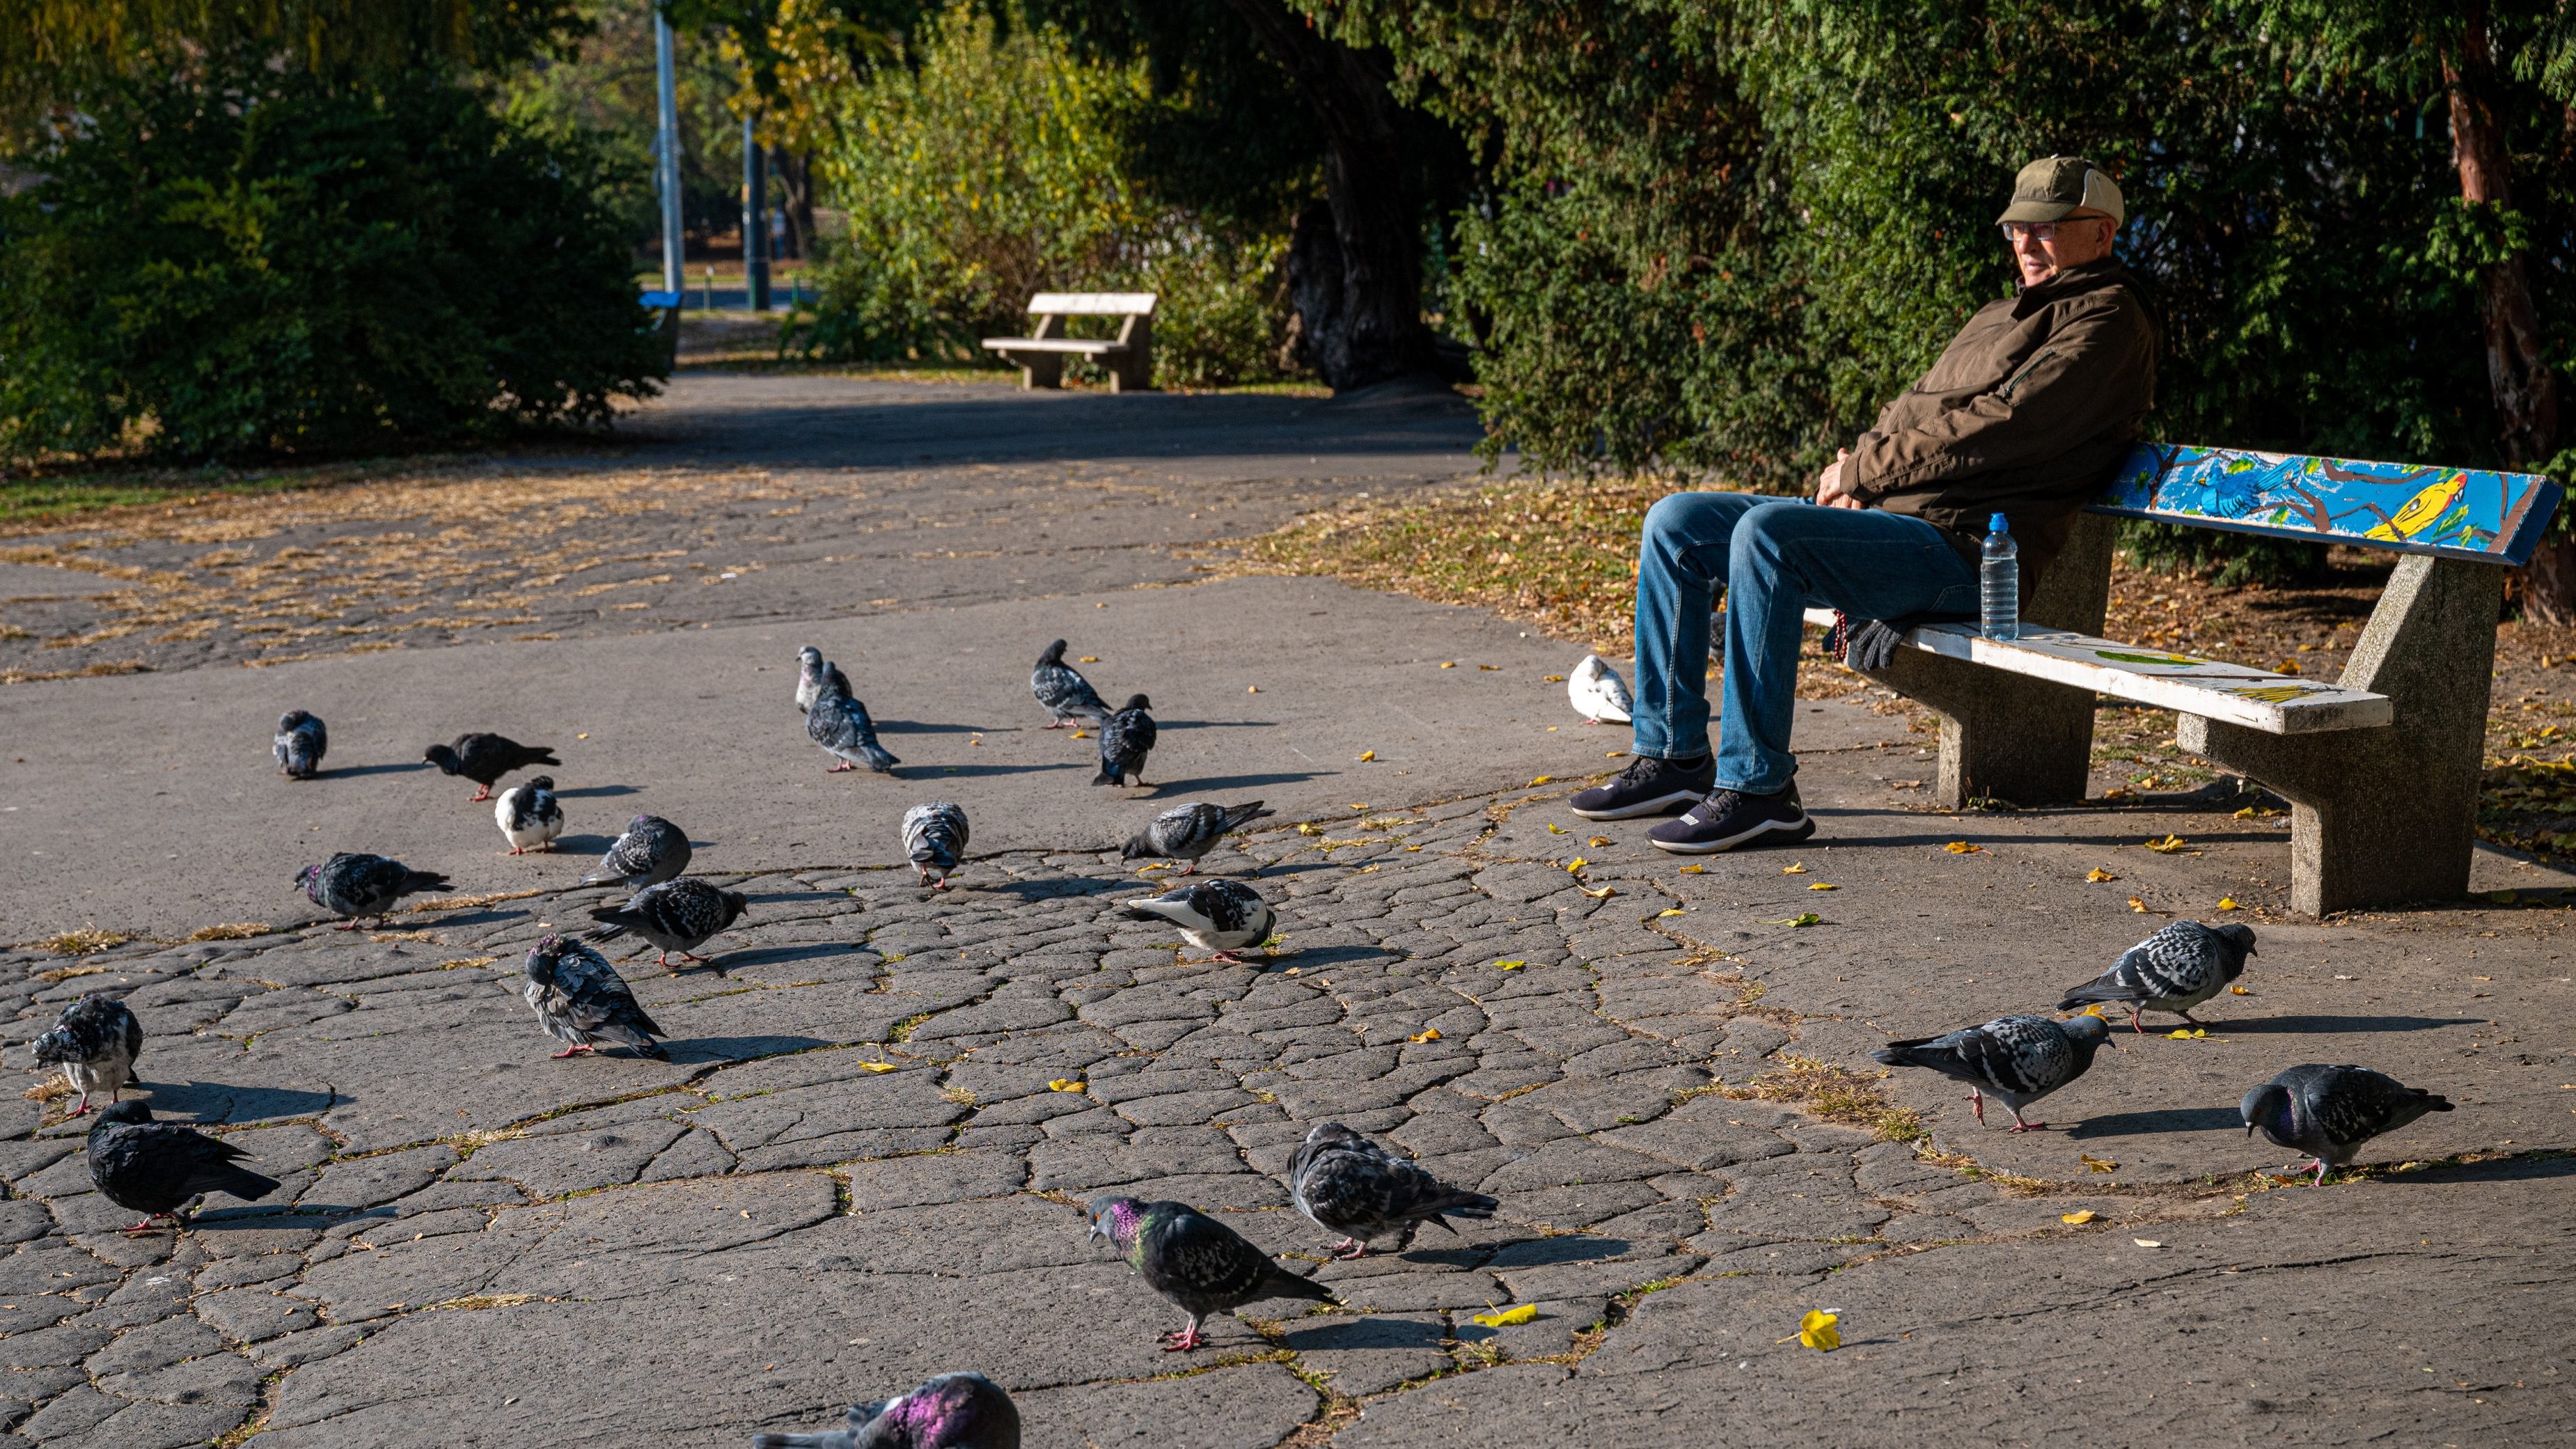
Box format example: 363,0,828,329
1815,448,1863,509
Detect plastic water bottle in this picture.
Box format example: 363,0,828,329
1979,512,2019,641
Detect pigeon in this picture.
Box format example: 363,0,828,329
582,814,693,889
794,645,853,715
2242,1064,2453,1186
1087,1196,1337,1352
423,733,560,801
1092,694,1156,787
1124,879,1274,962
752,1372,1021,1449
1872,1012,2115,1131
295,853,452,930
31,995,143,1117
494,775,565,854
1289,1121,1498,1259
902,802,970,889
273,710,327,779
1030,639,1111,728
1568,654,1633,725
1122,801,1273,875
587,878,751,968
2059,921,2257,1033
521,935,666,1059
808,680,900,775
85,1100,281,1233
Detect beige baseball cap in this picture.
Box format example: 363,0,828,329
1998,155,2123,227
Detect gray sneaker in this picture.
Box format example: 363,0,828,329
1569,754,1716,820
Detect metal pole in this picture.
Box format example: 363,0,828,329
654,6,684,298
742,113,769,312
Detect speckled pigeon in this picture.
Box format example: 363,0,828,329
586,878,751,968
1122,801,1273,875
423,732,559,801
2059,921,2256,1033
295,853,452,930
794,645,854,715
494,775,565,855
85,1100,280,1233
1030,639,1110,728
1092,694,1156,787
1087,1196,1337,1352
273,710,327,779
902,802,970,889
1872,1012,2115,1131
31,995,142,1116
1289,1121,1497,1259
522,935,666,1059
752,1371,1021,1449
2241,1064,2453,1186
807,679,900,775
1123,879,1273,962
582,814,693,889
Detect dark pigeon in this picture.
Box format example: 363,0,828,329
794,645,854,715
807,680,899,775
424,733,560,801
2242,1064,2453,1186
1030,639,1110,728
31,995,143,1116
1087,1195,1337,1352
295,853,452,930
902,802,970,889
85,1100,281,1233
1289,1121,1497,1259
1092,694,1156,788
495,775,565,854
273,710,327,779
1123,879,1274,962
587,878,751,968
522,935,666,1059
582,814,693,889
1123,801,1273,875
1872,1012,2115,1131
751,1371,1021,1449
2059,921,2257,1033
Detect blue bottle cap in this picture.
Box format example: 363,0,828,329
1988,512,2010,535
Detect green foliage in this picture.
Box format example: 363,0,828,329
1129,225,1289,389
0,54,666,464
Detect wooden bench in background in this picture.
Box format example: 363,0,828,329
1806,444,2563,915
981,292,1156,392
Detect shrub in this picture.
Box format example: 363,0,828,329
0,54,666,464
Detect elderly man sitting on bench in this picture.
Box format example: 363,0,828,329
1571,155,2161,852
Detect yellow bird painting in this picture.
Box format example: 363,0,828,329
2363,473,2465,542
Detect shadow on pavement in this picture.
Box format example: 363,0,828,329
2220,1014,2483,1035
2066,1106,2243,1138
146,1082,341,1125
329,761,432,779
665,1035,834,1063
1143,770,1324,796
556,784,641,798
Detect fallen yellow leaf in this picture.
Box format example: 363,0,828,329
1495,960,1525,971
1759,913,1821,927
1479,664,1500,671
2229,985,2252,995
1440,661,1456,668
1945,841,1983,854
1247,685,1259,694
1350,803,1369,811
1807,882,1838,891
1796,1309,1841,1352
1657,908,1687,918
1358,750,1376,762
1047,1079,1085,1092
2217,896,2242,911
1579,885,1615,899
1677,864,1705,874
2080,1152,2119,1173
1296,822,1322,836
1406,845,1422,852
1547,823,1566,834
1408,1028,1441,1043
857,1062,898,1074
1542,673,1565,682
2128,896,2149,912
1588,836,1610,847
1530,776,1554,786
1069,730,1092,739
1473,1303,1538,1328
1782,862,1808,874
2166,1027,2210,1040
575,733,590,740
1079,655,1099,663
2145,834,2188,853
2086,868,2117,883
1566,857,1589,872
1136,863,1169,872
2061,1209,2098,1225
2133,1238,2162,1248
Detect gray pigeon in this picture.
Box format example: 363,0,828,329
1030,639,1110,728
1124,879,1274,962
522,935,666,1058
86,1100,280,1234
494,775,565,854
808,680,899,775
423,733,558,801
1872,1013,2115,1131
273,710,327,779
583,814,693,888
794,646,853,715
31,995,143,1117
2059,921,2257,1033
752,1372,1021,1449
1092,694,1156,787
1122,801,1273,875
1289,1121,1497,1259
587,878,751,968
902,802,970,889
1087,1195,1337,1352
2241,1064,2453,1186
295,853,452,930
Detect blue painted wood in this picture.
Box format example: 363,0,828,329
2089,443,2563,567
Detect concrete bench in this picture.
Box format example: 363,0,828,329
1803,444,2563,914
981,292,1155,392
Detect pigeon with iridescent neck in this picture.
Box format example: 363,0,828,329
2241,1064,2451,1186
751,1371,1021,1448
1087,1195,1336,1352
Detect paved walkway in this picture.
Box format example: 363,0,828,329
0,375,2570,1447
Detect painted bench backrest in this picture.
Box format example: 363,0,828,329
2091,443,2563,567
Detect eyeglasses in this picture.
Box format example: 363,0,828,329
2000,220,2099,242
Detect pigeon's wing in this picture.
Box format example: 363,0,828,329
1968,1016,2074,1095
2128,923,2222,1000
556,948,665,1040
1203,881,1269,935
156,1127,283,1204
1146,1206,1278,1306
1599,663,1633,717
1218,800,1275,833
2307,1065,2450,1151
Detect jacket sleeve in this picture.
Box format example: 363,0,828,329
1842,299,2152,501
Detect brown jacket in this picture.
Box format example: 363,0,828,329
1843,258,2158,588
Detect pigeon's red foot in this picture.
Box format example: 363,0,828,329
1330,1239,1369,1260
1044,721,1065,729
678,951,710,965
1159,1326,1206,1353
1965,1089,1988,1127
2005,1118,2049,1134
510,845,526,856
1209,951,1246,964
825,762,858,773
1179,863,1196,876
65,1102,89,1118
551,1044,595,1058
471,788,492,801
121,1215,177,1235
335,921,363,932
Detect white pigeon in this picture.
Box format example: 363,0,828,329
1123,879,1275,963
1569,654,1633,724
494,776,565,854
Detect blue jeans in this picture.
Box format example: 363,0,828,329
1633,492,1979,793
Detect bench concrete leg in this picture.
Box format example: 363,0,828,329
1855,512,2114,808
1014,352,1064,390
2177,554,2500,916
1108,316,1154,393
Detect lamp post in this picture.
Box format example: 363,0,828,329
654,5,684,299
742,113,769,312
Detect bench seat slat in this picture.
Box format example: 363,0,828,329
1797,607,2389,735
980,337,1131,355
1024,292,1156,315
2092,444,2562,567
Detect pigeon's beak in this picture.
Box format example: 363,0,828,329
1085,1219,1105,1244
2243,1120,2256,1138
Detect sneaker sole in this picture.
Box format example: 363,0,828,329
1569,789,1706,822
1648,813,1817,854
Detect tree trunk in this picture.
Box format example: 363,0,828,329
2446,2,2572,620
771,148,816,261
1218,0,1432,390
